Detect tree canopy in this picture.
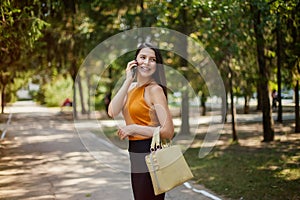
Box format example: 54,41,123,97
1,0,299,140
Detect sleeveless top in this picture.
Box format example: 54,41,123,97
123,83,160,141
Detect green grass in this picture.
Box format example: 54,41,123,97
184,142,300,200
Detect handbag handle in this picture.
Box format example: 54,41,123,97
150,126,161,151
150,127,171,152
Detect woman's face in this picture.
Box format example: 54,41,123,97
136,47,157,78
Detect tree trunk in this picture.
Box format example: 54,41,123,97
251,4,274,142
244,95,250,114
256,83,262,110
1,84,5,114
69,0,78,119
276,13,283,123
73,79,77,119
181,88,190,134
201,93,206,116
71,61,77,119
77,75,86,114
295,81,300,132
87,73,91,119
177,19,190,135
290,5,300,133
106,65,113,116
223,93,228,123
229,69,237,142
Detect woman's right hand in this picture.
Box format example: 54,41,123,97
126,60,138,80
117,124,137,140
107,60,137,118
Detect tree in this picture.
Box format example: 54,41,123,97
283,1,300,132
250,1,274,142
0,0,47,113
153,0,209,135
269,0,300,132
193,0,254,142
275,11,283,122
38,0,144,118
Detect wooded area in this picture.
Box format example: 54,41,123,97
0,0,299,143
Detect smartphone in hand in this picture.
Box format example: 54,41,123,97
131,65,137,78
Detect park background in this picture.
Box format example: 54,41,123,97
0,0,299,200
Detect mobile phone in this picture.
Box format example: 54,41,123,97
131,65,137,78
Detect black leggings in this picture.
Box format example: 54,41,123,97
129,139,165,200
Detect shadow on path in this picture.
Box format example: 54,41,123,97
0,101,218,200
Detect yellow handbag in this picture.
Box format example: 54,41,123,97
145,127,194,195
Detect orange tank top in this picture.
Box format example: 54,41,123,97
123,83,159,140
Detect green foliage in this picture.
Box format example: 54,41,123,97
0,0,48,112
0,0,48,67
1,0,299,107
34,75,73,107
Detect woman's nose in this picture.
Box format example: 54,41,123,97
144,58,150,64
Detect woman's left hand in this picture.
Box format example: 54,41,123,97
117,124,136,140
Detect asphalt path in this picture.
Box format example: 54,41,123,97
0,101,222,200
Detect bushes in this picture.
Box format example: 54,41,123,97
33,76,73,107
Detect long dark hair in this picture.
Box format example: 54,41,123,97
135,43,168,99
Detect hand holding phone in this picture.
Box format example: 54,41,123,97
131,64,137,78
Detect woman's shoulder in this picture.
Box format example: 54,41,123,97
147,82,163,94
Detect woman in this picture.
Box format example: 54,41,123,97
108,43,174,200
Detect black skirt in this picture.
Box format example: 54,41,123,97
129,139,165,200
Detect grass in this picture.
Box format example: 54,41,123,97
184,122,300,200
185,144,300,200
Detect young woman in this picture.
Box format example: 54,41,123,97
108,43,174,200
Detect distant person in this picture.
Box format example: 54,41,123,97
61,98,72,112
272,89,277,109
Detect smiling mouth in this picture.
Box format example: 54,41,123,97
140,66,151,71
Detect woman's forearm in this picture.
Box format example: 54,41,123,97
128,124,173,139
108,79,132,118
133,125,156,137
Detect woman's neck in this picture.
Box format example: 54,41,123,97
136,77,154,87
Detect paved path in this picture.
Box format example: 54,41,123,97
0,101,223,200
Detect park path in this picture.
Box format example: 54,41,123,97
0,101,222,200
